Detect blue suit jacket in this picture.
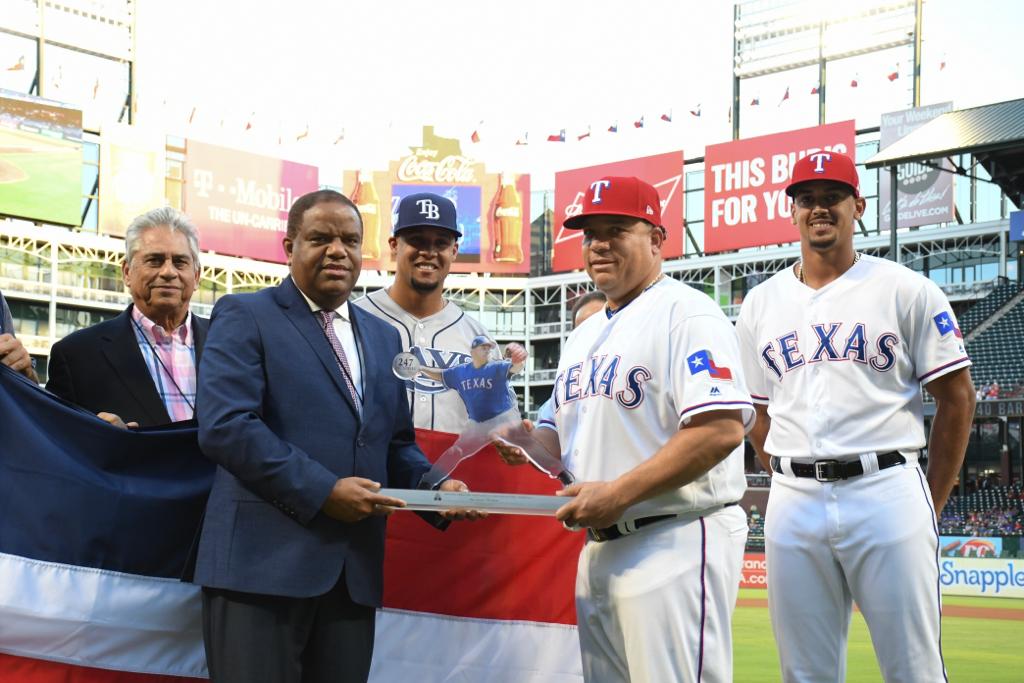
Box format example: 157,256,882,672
193,277,436,604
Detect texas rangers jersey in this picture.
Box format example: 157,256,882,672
735,254,971,459
355,288,498,433
552,278,753,519
441,360,515,422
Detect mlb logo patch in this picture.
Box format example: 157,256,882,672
687,349,733,381
933,311,962,339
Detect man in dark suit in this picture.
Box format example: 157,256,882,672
46,207,208,427
194,190,474,683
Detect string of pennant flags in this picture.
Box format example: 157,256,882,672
4,51,943,147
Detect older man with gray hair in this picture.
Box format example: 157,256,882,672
47,207,209,428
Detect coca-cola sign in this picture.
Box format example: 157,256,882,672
397,149,477,184
183,140,318,263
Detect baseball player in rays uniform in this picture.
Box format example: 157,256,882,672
355,192,499,433
737,152,976,683
552,176,753,683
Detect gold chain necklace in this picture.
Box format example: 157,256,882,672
797,252,861,284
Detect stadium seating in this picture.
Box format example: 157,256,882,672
964,296,1024,387
958,281,1024,336
940,484,1024,536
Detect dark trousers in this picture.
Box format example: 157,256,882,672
202,574,375,683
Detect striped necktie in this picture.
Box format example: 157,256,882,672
317,310,362,416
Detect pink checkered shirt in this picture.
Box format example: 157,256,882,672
131,306,197,422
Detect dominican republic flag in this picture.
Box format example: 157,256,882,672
0,365,586,681
0,364,213,680
375,429,584,681
933,311,963,339
686,349,733,381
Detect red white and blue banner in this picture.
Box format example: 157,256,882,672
0,365,585,681
0,365,212,680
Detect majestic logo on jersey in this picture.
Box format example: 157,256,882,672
758,323,900,380
687,350,733,381
710,386,722,396
552,355,652,411
405,346,471,394
933,312,963,339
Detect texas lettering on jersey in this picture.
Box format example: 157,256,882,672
552,355,653,411
758,322,900,380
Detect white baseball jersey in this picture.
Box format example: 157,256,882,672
736,253,971,459
355,288,499,433
552,277,753,520
736,254,967,683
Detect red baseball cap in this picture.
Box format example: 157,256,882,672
563,176,663,229
785,151,860,198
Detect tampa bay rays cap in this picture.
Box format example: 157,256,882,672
785,151,860,198
393,192,461,236
470,335,495,349
563,176,663,230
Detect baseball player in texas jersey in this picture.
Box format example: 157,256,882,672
552,176,753,682
736,152,976,683
355,192,498,434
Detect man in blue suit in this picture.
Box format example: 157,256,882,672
194,190,472,683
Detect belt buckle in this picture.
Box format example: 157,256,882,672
814,460,842,482
587,527,612,543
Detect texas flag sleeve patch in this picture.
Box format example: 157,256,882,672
687,349,733,381
933,311,963,339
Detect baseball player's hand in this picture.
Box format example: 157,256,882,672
493,420,534,466
438,478,488,521
322,477,407,523
555,481,628,530
503,342,528,364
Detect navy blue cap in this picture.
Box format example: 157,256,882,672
393,192,461,236
471,335,494,349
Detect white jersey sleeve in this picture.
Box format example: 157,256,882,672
907,278,972,385
535,397,556,432
672,313,756,431
735,298,770,406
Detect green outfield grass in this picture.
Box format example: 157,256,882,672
734,590,1024,682
0,128,81,226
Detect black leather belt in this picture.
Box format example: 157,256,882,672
771,451,907,482
587,503,739,543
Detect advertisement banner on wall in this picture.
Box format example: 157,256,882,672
98,123,166,237
879,102,955,229
552,151,683,273
1010,210,1023,242
703,121,856,253
0,89,82,226
940,536,1003,558
740,552,767,589
183,140,319,263
346,126,530,274
939,556,1024,598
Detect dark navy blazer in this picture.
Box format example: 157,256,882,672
193,277,435,604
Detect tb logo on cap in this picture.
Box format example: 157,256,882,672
809,152,832,173
590,179,612,204
416,199,440,220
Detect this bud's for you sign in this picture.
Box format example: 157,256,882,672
703,121,856,253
